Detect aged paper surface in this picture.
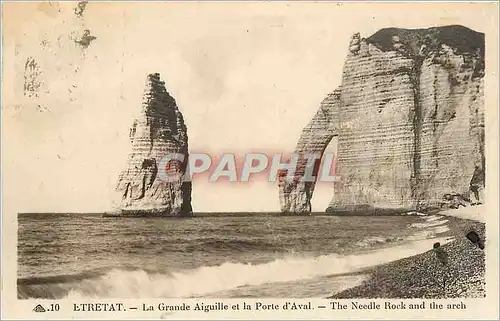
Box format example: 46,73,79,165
1,1,499,319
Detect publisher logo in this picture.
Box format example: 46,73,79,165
33,304,46,313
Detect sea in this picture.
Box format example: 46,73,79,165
17,213,453,299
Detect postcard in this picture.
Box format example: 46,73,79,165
1,1,498,319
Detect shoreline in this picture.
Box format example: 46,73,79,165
21,204,485,218
329,210,486,299
20,210,435,218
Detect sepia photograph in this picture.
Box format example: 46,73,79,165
1,1,498,318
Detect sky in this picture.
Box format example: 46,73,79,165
1,1,494,213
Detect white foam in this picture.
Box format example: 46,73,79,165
208,274,370,298
410,219,448,229
439,205,485,222
355,236,389,247
425,215,442,222
64,236,452,299
432,225,450,234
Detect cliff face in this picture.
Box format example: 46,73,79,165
115,73,192,216
280,25,485,214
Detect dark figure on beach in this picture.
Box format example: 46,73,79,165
433,242,448,266
433,242,449,297
466,231,485,250
470,160,485,205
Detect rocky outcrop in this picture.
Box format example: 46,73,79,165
278,89,341,213
280,25,485,214
115,73,192,216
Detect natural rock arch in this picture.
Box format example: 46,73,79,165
279,26,485,215
278,89,340,213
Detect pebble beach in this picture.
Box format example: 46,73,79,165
330,210,486,299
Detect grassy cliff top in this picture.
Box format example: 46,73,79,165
366,25,484,59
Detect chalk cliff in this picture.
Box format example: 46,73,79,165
115,73,192,216
280,25,485,214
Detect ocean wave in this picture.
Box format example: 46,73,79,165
424,215,442,222
18,270,107,286
405,225,450,241
18,236,452,300
184,239,283,253
207,274,370,298
356,216,451,248
409,218,449,229
432,225,450,234
355,236,402,247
